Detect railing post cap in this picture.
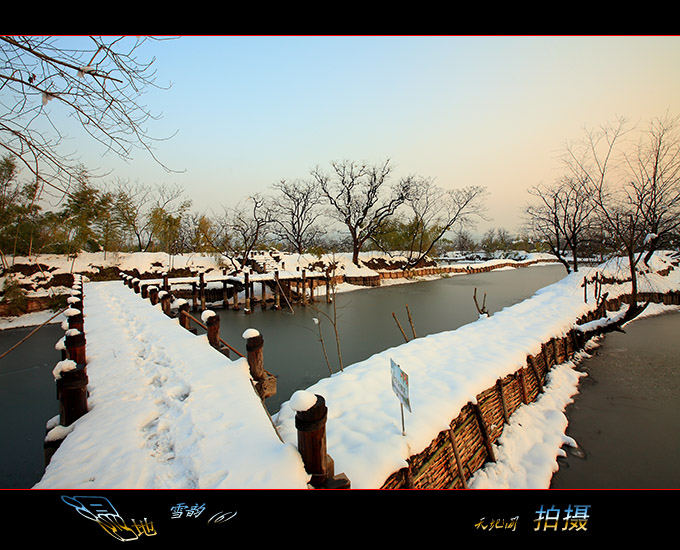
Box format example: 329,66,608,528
242,328,260,340
201,309,217,323
53,359,77,380
290,390,319,412
64,307,82,317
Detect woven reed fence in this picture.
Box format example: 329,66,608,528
379,287,680,489
378,259,558,282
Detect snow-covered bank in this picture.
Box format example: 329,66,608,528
0,309,67,330
1,250,556,297
1,250,555,326
273,252,680,489
31,251,680,489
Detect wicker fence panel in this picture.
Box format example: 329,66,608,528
476,386,505,444
500,374,524,417
451,404,488,478
410,431,459,489
532,352,548,386
378,287,679,489
522,361,541,402
381,468,408,489
544,340,556,370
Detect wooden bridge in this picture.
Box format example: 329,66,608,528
124,267,335,314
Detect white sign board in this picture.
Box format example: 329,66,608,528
390,358,411,413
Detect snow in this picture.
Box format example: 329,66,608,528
272,252,680,489
200,309,216,322
33,281,310,489
52,359,77,379
290,390,319,412
241,328,260,339
15,250,680,489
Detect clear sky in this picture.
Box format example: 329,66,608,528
67,35,680,236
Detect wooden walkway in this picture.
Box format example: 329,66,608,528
35,275,348,489
125,268,333,314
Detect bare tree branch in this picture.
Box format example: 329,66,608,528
1,36,179,202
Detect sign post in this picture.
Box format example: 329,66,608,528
390,358,411,436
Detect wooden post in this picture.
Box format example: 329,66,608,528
55,360,88,426
301,269,307,306
149,286,159,306
64,329,86,365
160,291,171,316
294,393,350,489
326,272,331,303
528,355,544,393
447,426,468,489
163,273,169,292
244,271,251,313
232,283,239,310
206,312,220,349
245,329,264,380
243,329,276,399
261,281,267,310
471,402,497,463
496,379,510,424
133,278,140,294
222,281,229,308
192,282,198,311
392,312,409,342
178,301,194,333
274,271,281,310
199,272,206,311
296,394,328,488
584,276,588,303
66,307,84,333
406,304,416,339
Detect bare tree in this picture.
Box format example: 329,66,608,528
219,195,273,269
311,159,414,265
624,112,680,264
372,178,487,268
525,176,598,273
270,179,325,254
0,36,177,202
562,116,651,322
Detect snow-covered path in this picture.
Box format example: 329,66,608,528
34,281,309,489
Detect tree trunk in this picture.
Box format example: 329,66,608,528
352,244,360,266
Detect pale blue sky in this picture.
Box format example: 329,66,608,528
68,35,680,235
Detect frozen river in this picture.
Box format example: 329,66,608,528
1,263,567,488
